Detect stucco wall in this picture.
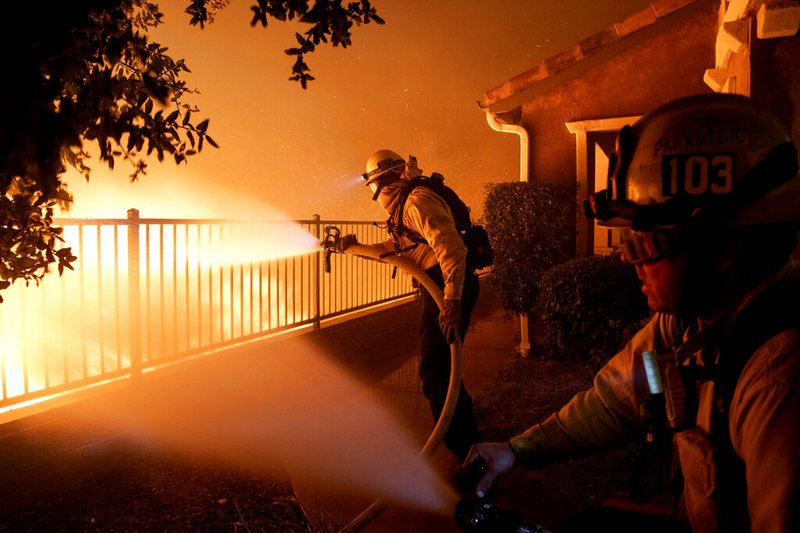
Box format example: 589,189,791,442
519,2,719,188
750,32,800,143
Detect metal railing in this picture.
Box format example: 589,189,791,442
0,211,415,412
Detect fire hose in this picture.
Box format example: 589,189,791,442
321,227,463,532
322,228,549,533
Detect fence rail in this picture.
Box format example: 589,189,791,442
0,211,415,414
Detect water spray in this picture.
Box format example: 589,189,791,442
321,227,553,532
320,226,464,531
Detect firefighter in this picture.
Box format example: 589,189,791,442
338,149,481,462
466,94,800,532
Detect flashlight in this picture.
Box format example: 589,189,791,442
642,351,663,395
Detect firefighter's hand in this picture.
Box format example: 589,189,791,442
336,234,359,253
439,298,461,344
464,442,517,499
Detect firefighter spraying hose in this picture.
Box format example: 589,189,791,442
321,150,494,531
320,225,464,531
323,228,546,532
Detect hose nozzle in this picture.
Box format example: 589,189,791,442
454,498,552,533
321,225,341,274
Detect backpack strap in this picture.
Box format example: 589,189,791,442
387,177,428,245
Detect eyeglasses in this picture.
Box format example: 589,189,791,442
619,229,683,265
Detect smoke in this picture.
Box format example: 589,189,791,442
60,166,306,221
65,337,458,515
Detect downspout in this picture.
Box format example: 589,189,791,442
485,107,532,357
486,107,529,182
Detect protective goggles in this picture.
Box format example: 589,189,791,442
619,228,683,265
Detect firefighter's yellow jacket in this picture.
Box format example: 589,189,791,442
370,185,467,300
510,265,800,532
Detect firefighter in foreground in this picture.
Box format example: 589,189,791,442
466,94,800,532
338,151,482,462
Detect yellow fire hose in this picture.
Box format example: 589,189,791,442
339,243,463,533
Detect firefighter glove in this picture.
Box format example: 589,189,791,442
337,233,359,253
439,298,461,344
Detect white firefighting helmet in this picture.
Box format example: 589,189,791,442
586,93,800,231
362,149,405,190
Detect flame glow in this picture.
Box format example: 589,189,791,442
1,176,322,413
0,223,318,411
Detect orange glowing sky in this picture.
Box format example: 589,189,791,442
64,0,654,221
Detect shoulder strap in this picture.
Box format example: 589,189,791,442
388,177,428,244
387,173,474,247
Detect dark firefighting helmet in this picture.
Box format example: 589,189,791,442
586,93,799,231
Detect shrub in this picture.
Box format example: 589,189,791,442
483,181,576,316
538,253,651,368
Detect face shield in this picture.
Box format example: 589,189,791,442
362,153,406,200
364,170,402,200
366,177,380,195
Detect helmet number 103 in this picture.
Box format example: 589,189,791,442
661,154,734,197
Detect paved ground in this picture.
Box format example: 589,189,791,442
0,281,525,532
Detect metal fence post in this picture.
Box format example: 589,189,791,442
313,213,321,331
127,208,142,377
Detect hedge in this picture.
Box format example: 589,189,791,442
537,253,651,368
483,181,576,316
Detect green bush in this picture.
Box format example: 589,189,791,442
484,181,576,316
538,253,651,368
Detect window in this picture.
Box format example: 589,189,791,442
566,116,642,256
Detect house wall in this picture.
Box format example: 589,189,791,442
486,0,798,259
514,1,719,255
715,0,800,142
750,31,800,142
520,2,719,188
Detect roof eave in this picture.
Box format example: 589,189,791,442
478,0,709,114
